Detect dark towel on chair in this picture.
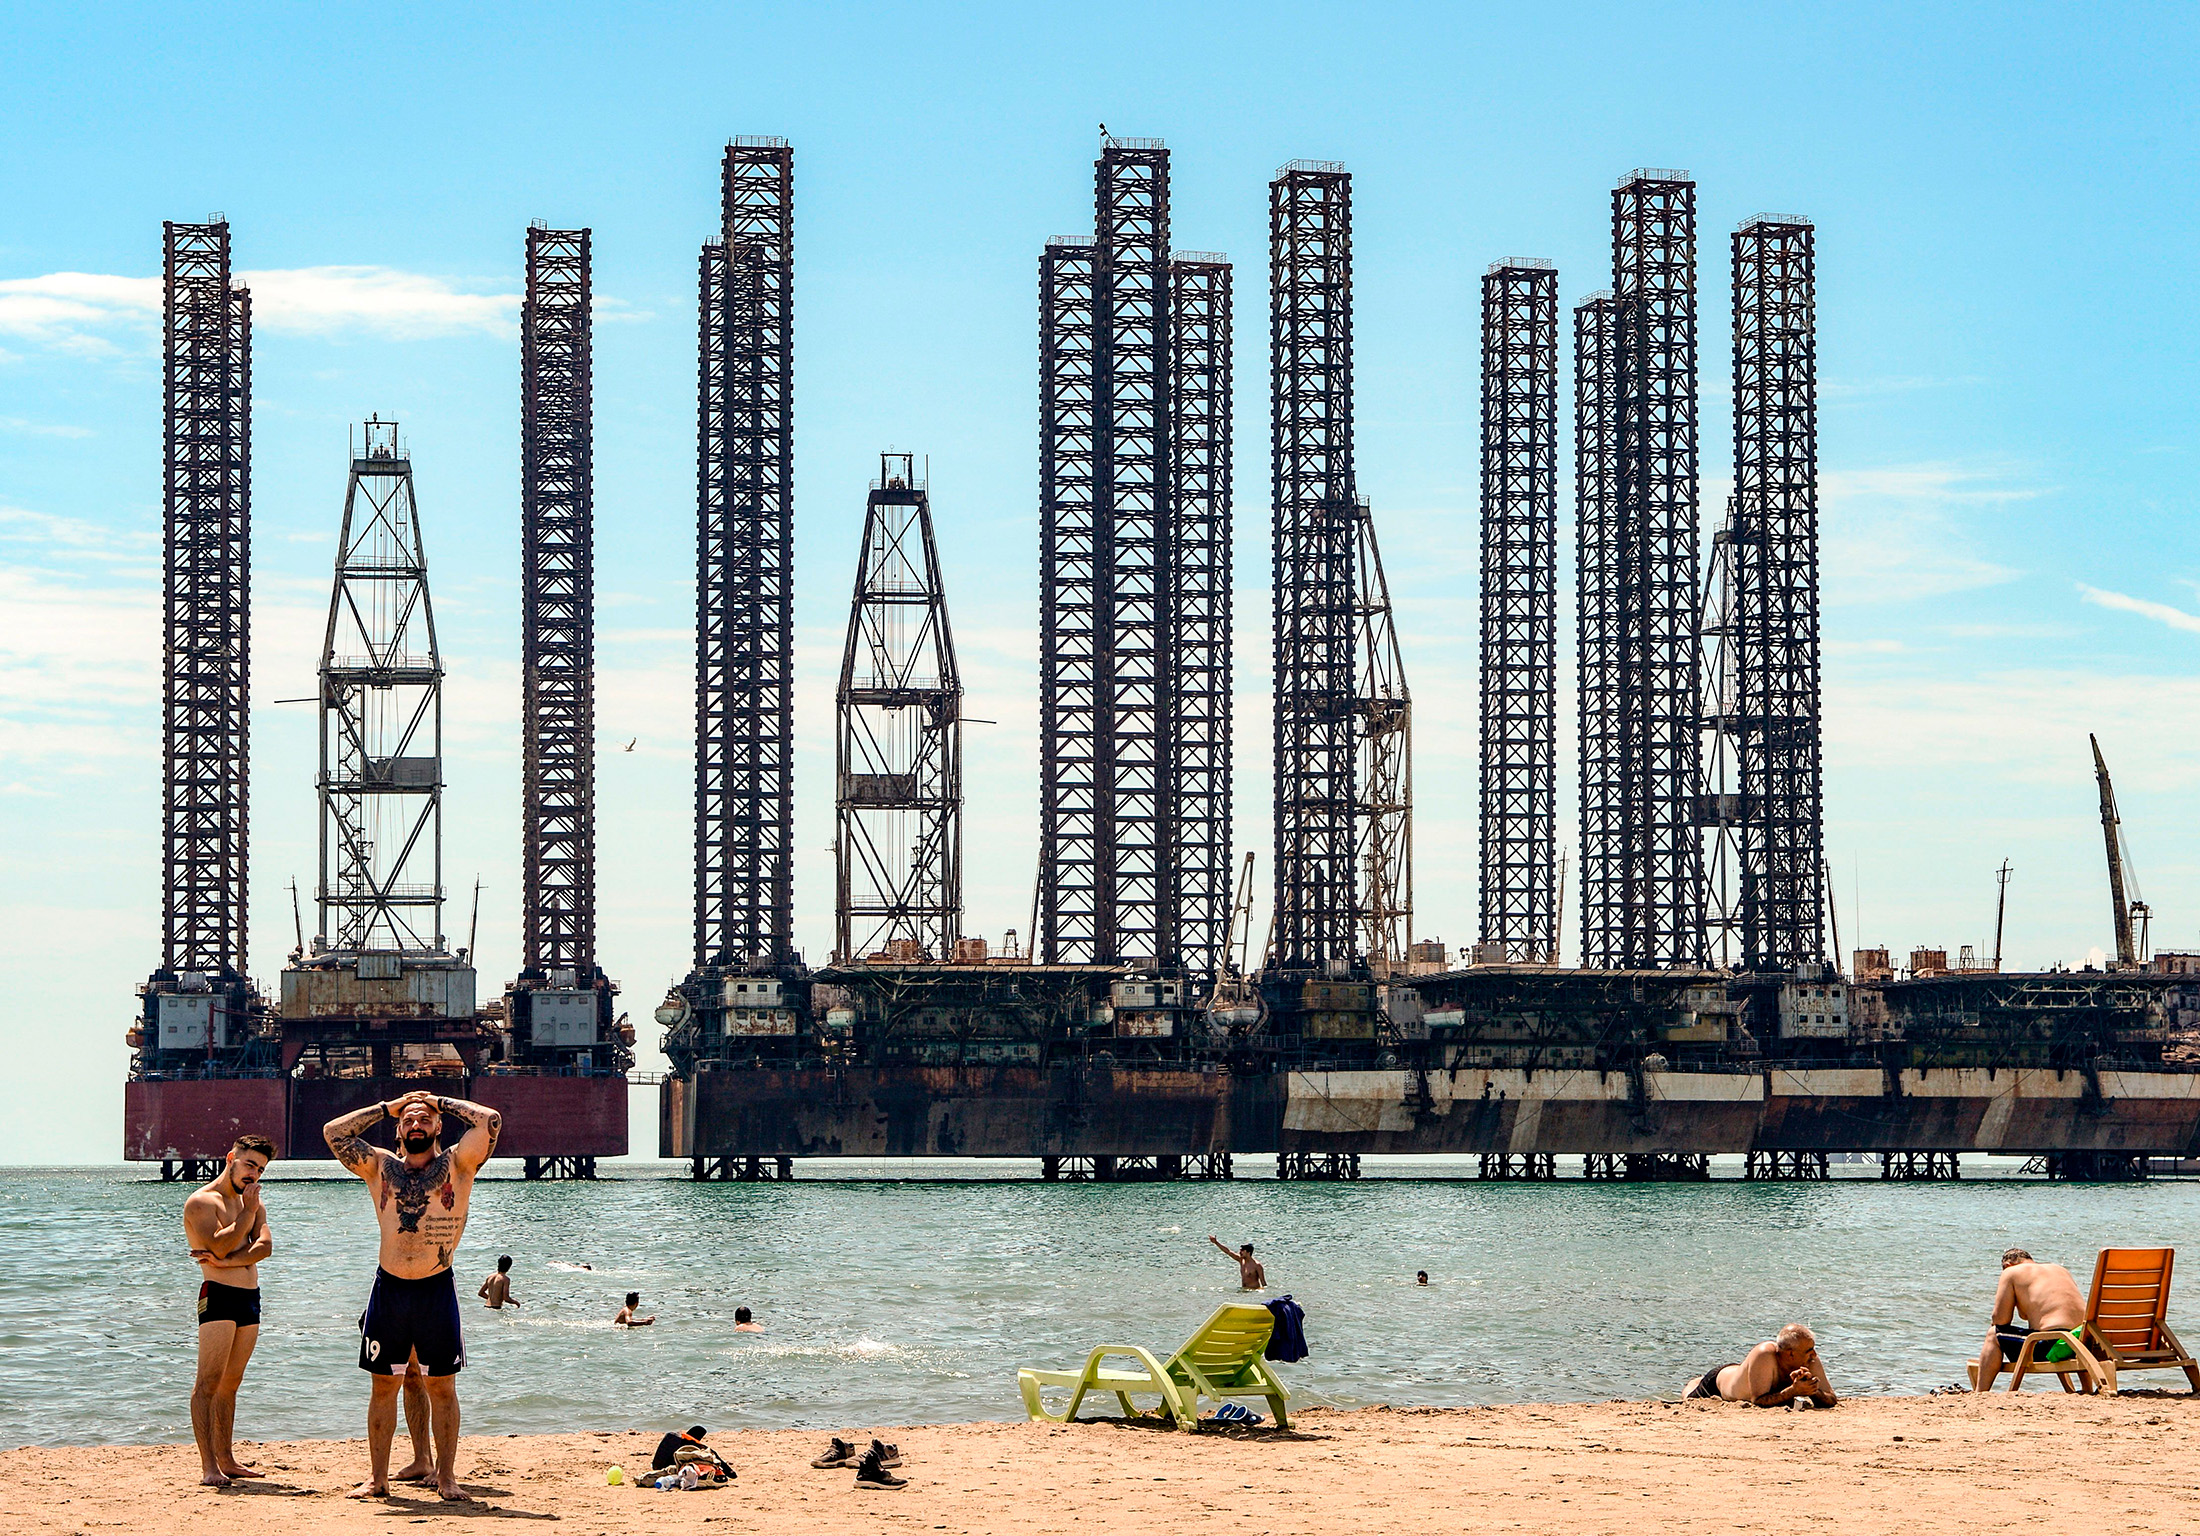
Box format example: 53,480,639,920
1265,1295,1308,1361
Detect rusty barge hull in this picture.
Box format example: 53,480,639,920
665,1066,2200,1159
124,1074,628,1163
664,1066,1285,1158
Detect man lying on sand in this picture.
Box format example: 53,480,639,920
183,1134,276,1486
1974,1247,2086,1391
324,1090,502,1502
1683,1323,1839,1407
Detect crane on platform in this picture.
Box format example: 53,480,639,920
2091,734,2149,969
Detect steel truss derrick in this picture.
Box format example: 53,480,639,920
1039,235,1099,963
1695,499,1743,967
1167,252,1234,988
1269,162,1358,974
161,221,253,979
835,454,963,963
1575,294,1624,969
1094,140,1169,969
521,225,597,976
1040,137,1229,977
695,139,795,973
317,419,445,957
1611,170,1703,969
1730,218,1823,972
1352,496,1411,974
1478,261,1558,963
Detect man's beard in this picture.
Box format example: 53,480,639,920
402,1131,434,1153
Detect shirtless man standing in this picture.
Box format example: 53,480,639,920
1207,1235,1266,1290
183,1134,276,1486
1684,1322,1839,1407
323,1090,501,1501
1974,1247,2087,1391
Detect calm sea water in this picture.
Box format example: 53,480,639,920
4,1158,2195,1448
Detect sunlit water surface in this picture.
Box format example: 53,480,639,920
4,1159,2194,1446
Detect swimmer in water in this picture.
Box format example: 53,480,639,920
734,1307,763,1332
1207,1235,1266,1290
478,1255,518,1309
615,1291,656,1327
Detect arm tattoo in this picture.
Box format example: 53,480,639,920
328,1134,377,1174
436,1096,504,1159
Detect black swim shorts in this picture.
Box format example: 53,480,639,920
197,1279,261,1329
358,1267,466,1376
1996,1323,2075,1364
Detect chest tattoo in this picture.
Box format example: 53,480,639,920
385,1151,457,1234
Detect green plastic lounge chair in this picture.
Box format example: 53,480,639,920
1017,1304,1291,1430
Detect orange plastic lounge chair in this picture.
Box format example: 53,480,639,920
2004,1247,2200,1395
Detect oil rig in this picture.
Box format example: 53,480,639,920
125,222,628,1178
659,142,2200,1183
126,143,2197,1184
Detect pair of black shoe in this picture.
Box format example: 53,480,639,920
811,1436,905,1488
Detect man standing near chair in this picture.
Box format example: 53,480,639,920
324,1089,501,1500
1974,1247,2086,1392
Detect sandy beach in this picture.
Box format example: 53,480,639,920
4,1395,2196,1535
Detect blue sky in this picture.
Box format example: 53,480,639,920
3,2,2196,1163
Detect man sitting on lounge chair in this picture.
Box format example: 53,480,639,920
1684,1323,1838,1406
1974,1247,2086,1392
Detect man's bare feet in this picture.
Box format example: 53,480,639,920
345,1481,390,1499
393,1460,433,1483
437,1482,476,1503
200,1469,232,1488
218,1463,264,1479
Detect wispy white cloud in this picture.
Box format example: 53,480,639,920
242,267,517,337
0,265,525,351
0,416,93,438
2078,583,2200,635
1820,462,2035,606
1820,374,1980,403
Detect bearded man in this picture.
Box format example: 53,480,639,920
323,1090,501,1501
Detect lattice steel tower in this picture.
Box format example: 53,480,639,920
1730,216,1822,970
1038,136,1232,979
1478,260,1559,963
157,219,253,984
694,139,795,979
1268,161,1358,973
1167,251,1234,986
1575,293,1624,968
315,419,446,957
835,454,963,963
1609,170,1703,968
520,224,597,980
1352,496,1411,973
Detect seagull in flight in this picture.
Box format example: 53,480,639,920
624,738,636,752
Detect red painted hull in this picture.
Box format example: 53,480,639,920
124,1076,628,1161
123,1079,290,1161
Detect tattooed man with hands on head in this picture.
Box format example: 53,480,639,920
323,1089,501,1502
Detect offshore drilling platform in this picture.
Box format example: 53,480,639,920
127,139,2200,1182
126,222,628,1178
